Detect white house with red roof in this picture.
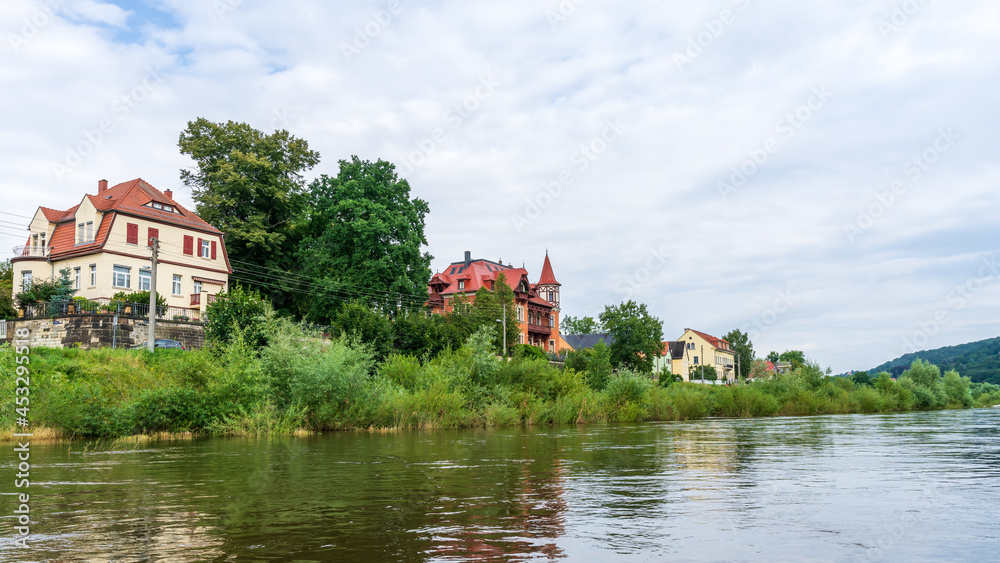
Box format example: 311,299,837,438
11,178,231,319
428,251,563,353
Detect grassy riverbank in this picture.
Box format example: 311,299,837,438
3,324,999,439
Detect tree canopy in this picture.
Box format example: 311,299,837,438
599,300,663,373
299,156,431,316
0,260,16,319
723,329,754,380
560,315,603,335
178,118,320,313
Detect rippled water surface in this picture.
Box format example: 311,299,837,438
3,409,999,562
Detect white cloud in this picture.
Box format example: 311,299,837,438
2,0,998,372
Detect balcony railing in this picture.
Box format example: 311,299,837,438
526,323,551,336
190,293,201,306
18,298,199,322
12,245,49,258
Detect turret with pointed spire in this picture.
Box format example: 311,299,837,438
536,250,560,311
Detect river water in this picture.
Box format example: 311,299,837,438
3,409,999,562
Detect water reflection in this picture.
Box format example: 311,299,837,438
1,410,998,562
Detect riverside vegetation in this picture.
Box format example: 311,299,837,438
2,318,999,439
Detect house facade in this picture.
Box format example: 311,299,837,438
11,178,231,319
657,329,736,381
428,251,563,353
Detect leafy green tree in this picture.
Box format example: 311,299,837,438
691,364,718,381
178,118,320,314
942,370,972,407
748,359,773,379
599,300,663,373
205,285,275,351
902,359,940,387
586,340,612,390
299,157,431,315
16,267,77,314
723,329,754,380
779,350,806,370
561,315,602,334
766,351,780,364
329,301,394,362
0,260,18,318
850,371,872,387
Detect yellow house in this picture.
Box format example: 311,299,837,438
656,329,736,382
11,178,231,319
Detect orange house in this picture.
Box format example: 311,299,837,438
428,251,563,353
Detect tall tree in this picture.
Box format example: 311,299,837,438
299,157,431,315
0,260,16,319
779,350,806,370
178,118,320,314
599,300,664,373
560,315,602,335
766,351,780,364
723,329,754,381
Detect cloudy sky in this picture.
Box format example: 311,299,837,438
2,0,999,372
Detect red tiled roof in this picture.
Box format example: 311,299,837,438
687,329,731,350
428,256,553,309
94,179,222,234
20,178,227,268
537,252,560,285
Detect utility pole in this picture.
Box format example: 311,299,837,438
737,351,741,385
147,238,158,352
502,303,507,357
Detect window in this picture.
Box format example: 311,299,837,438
147,227,159,248
89,264,97,287
549,339,555,351
183,235,194,255
517,307,524,322
31,234,38,251
21,271,32,290
200,239,210,258
549,316,554,328
86,221,93,242
126,223,138,245
40,232,45,250
193,280,203,294
172,275,182,295
113,265,130,288
458,280,465,290
548,291,553,301
77,223,85,244
138,269,151,291
693,356,699,365
687,342,695,350
74,267,81,290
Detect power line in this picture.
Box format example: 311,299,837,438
0,211,33,219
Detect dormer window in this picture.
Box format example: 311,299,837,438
458,280,466,290
148,202,175,213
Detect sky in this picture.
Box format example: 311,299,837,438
2,0,999,373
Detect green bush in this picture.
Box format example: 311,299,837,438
204,285,275,350
128,387,213,433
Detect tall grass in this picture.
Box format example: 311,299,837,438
3,332,996,440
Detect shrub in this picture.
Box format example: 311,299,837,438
204,285,275,350
713,386,780,418
128,387,213,433
605,370,654,406
513,344,547,361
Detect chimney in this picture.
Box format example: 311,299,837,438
98,179,108,194
164,189,173,200
464,251,471,267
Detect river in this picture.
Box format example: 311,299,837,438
3,409,999,562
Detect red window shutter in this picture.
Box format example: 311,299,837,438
197,238,203,257
211,240,217,260
126,223,138,245
147,227,159,247
183,235,193,255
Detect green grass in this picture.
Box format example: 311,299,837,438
3,330,997,439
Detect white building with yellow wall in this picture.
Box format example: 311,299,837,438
11,178,231,319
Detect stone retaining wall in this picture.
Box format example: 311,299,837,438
2,315,204,350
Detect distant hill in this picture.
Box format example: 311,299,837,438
870,337,1000,384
